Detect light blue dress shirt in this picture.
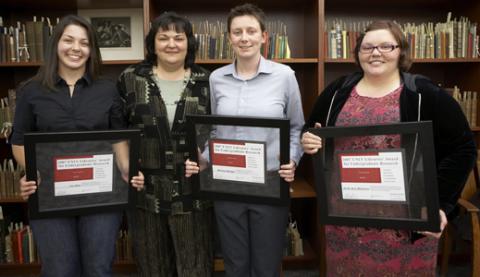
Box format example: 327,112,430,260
209,56,304,170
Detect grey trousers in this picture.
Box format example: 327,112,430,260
214,201,288,277
130,208,214,277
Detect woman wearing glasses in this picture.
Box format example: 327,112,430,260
301,20,476,275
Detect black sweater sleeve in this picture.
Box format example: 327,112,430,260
426,82,477,216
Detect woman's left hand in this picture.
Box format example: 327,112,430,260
279,160,296,183
130,171,145,191
418,209,447,239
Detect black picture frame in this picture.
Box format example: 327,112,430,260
186,115,290,205
310,121,441,232
24,129,140,219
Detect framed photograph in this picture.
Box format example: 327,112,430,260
186,115,290,205
78,8,144,61
24,129,140,219
310,121,441,232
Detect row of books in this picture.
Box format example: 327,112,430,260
325,13,479,59
325,20,366,60
0,207,37,264
115,229,133,262
0,159,22,199
284,218,304,257
0,16,56,63
0,209,133,264
446,86,478,127
0,207,5,263
0,209,302,263
0,89,16,140
193,20,291,60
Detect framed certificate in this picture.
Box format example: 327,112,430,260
186,115,290,205
310,121,441,232
24,129,140,219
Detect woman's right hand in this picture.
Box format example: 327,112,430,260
301,122,323,154
185,148,208,177
185,159,200,177
20,175,38,200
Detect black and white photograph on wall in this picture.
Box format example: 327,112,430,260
91,17,132,48
78,8,144,60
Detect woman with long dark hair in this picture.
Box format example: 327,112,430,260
11,14,143,277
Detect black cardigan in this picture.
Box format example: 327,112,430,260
304,71,477,217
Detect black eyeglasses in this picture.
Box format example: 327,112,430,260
359,44,400,53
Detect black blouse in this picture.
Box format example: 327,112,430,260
11,75,125,145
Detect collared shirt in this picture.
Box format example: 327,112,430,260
11,75,125,145
209,56,304,169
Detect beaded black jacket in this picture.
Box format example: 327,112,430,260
117,62,211,215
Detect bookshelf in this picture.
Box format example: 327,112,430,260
0,261,137,275
325,58,480,64
0,0,479,275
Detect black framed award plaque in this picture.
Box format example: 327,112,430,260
24,129,140,219
310,121,440,232
187,115,290,205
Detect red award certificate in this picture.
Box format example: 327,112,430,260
338,151,406,202
209,139,266,184
53,154,114,196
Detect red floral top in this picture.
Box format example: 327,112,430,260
325,84,438,277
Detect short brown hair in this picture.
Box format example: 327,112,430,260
227,3,266,33
145,12,196,68
354,20,412,72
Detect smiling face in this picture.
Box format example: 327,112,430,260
229,15,266,62
57,24,90,74
358,29,401,78
154,27,188,68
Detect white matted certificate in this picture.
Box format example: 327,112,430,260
187,115,290,205
53,154,114,196
338,150,407,202
209,139,266,184
24,129,140,219
311,122,441,231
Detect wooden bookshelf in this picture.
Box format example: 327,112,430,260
196,58,319,65
0,60,142,67
0,58,320,67
0,261,136,275
0,0,479,275
102,60,143,65
283,240,317,269
291,178,316,198
0,198,25,204
0,62,43,67
214,240,318,272
325,58,480,64
0,183,314,203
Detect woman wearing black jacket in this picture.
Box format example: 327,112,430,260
301,20,476,276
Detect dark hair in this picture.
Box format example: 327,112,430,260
227,3,266,33
145,12,196,69
33,14,102,91
354,20,412,72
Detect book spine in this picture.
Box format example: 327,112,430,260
471,91,478,127
25,21,36,62
0,207,5,263
34,21,44,62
